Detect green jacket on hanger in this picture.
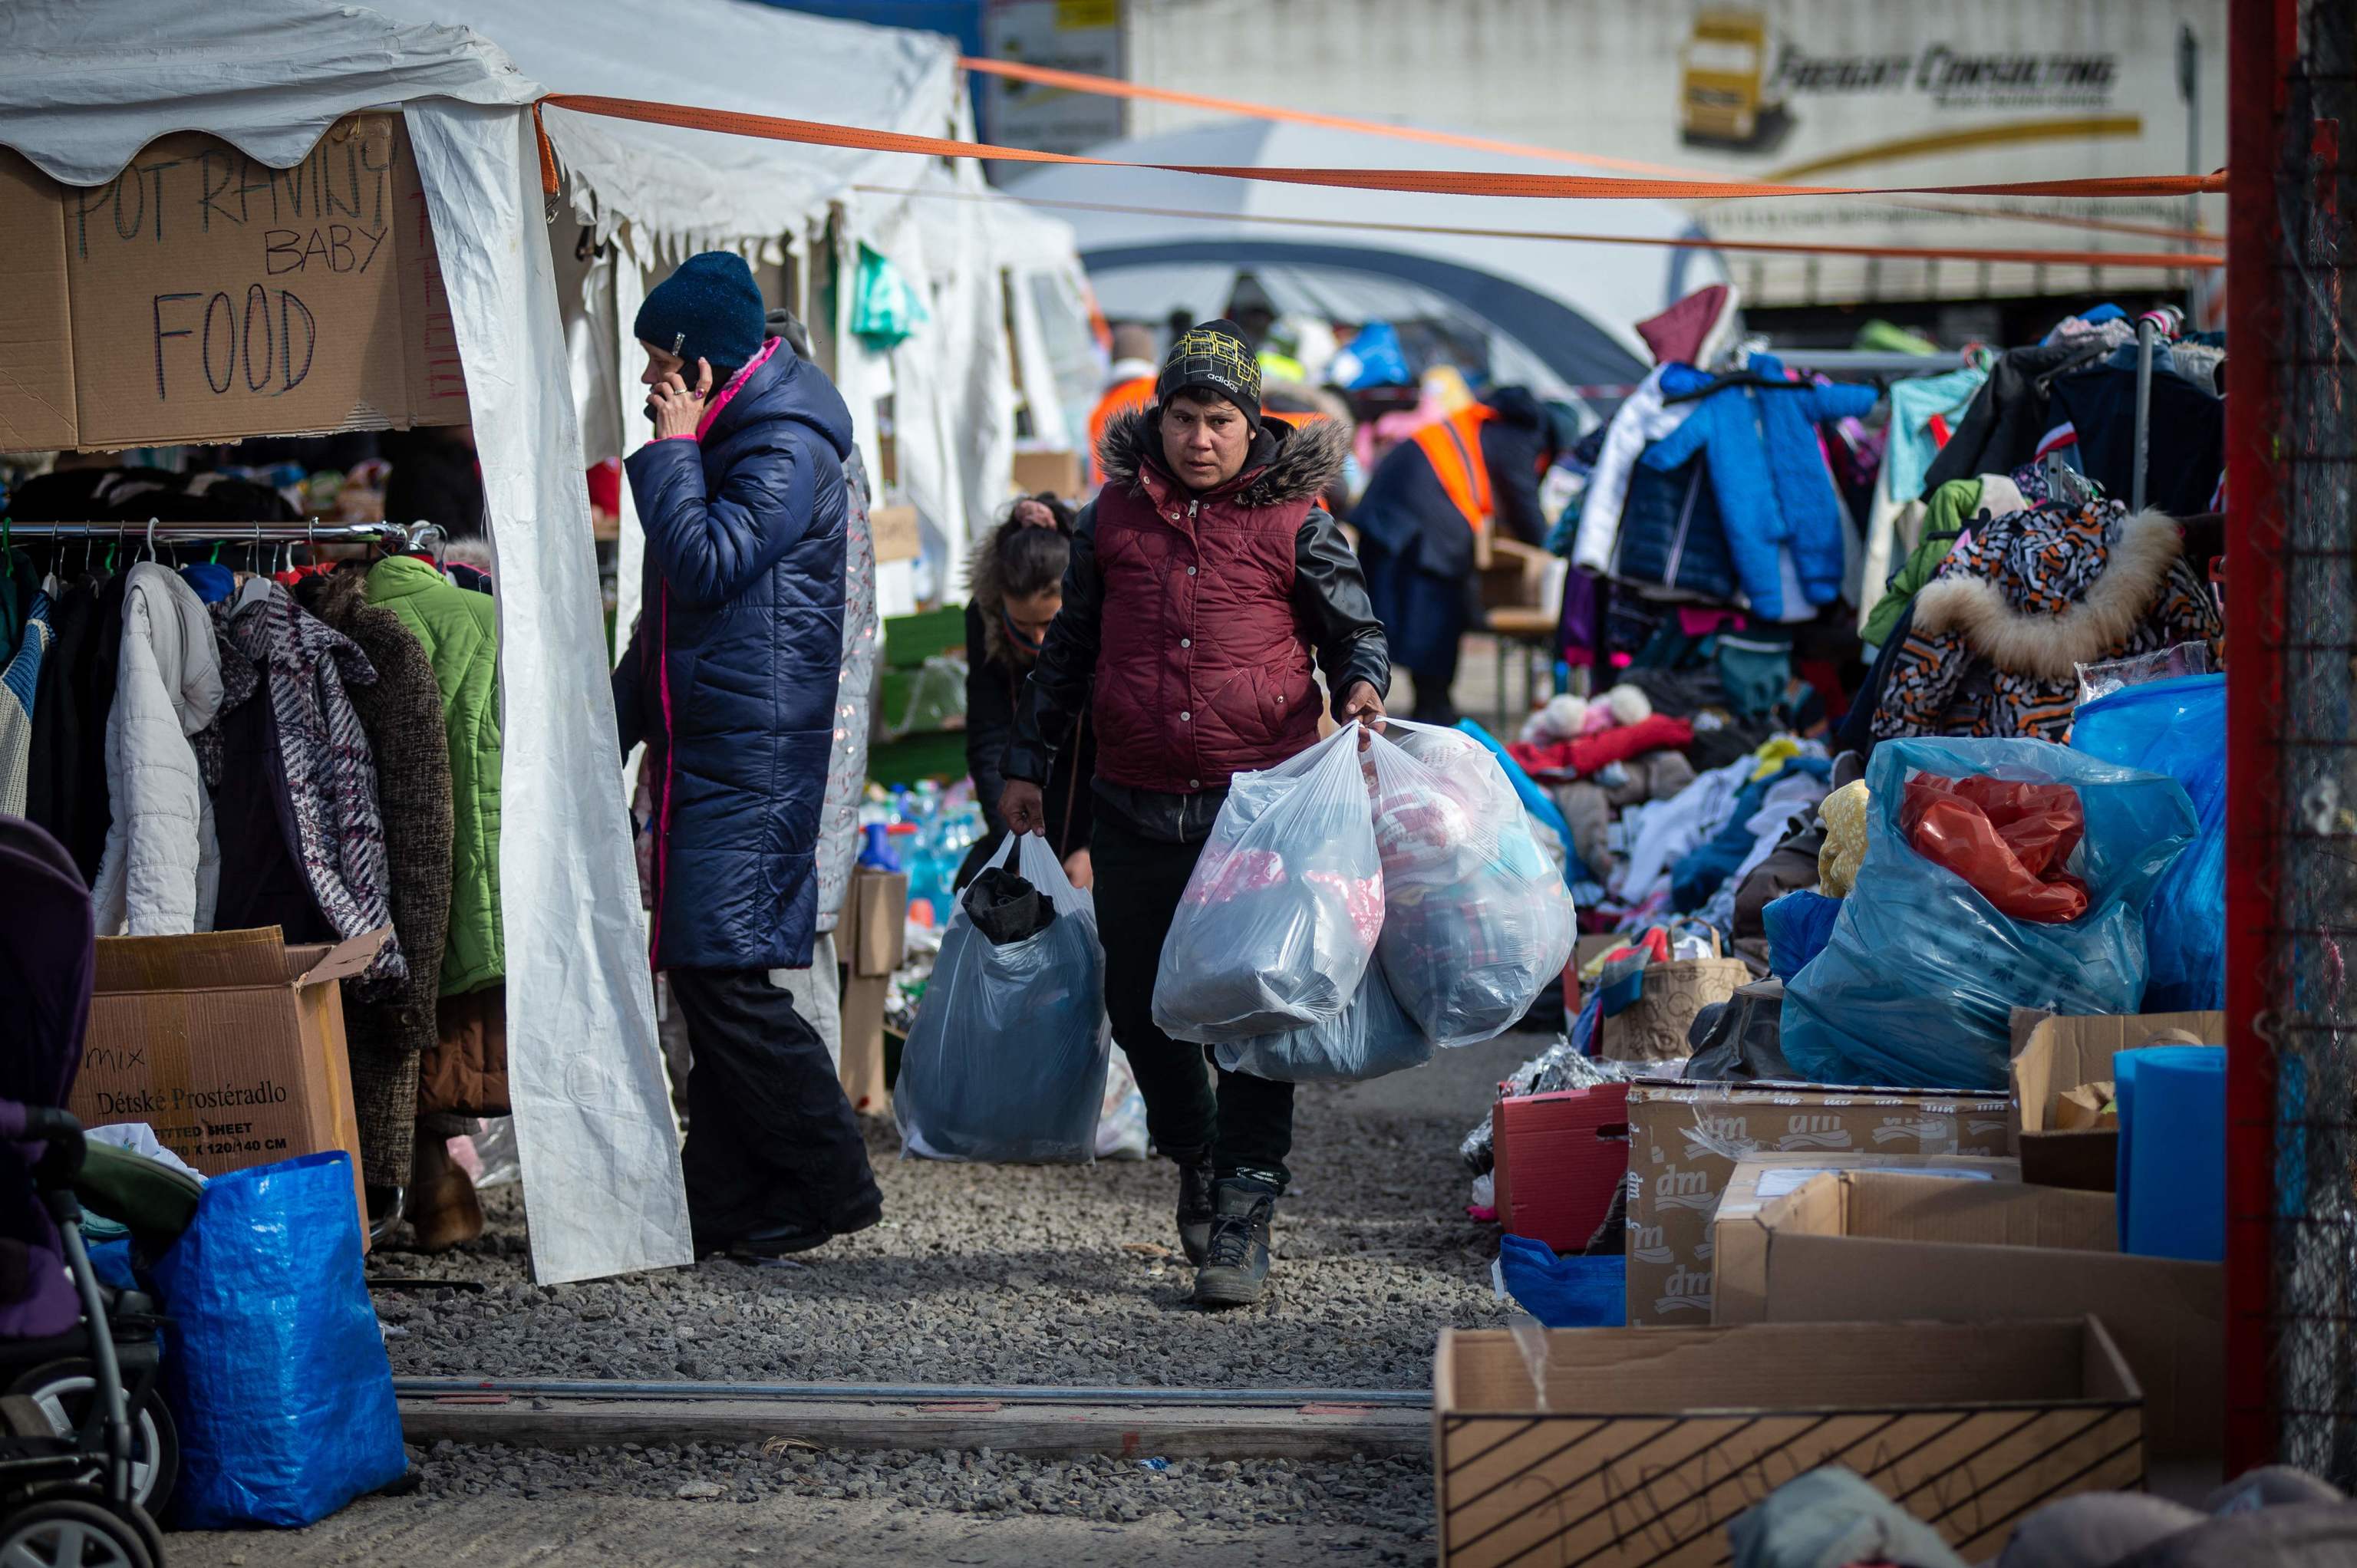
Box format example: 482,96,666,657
367,555,503,994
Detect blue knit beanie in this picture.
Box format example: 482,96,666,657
635,252,765,375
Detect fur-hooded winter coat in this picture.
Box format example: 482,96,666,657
1002,408,1387,814
1871,501,2220,743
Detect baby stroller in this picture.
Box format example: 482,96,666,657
0,816,169,1566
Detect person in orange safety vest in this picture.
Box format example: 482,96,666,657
1086,324,1162,486
1349,386,1558,724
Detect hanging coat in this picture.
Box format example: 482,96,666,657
215,583,404,987
368,555,503,994
91,563,223,937
1640,357,1875,618
296,567,454,1186
0,594,54,815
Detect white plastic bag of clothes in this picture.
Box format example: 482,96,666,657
1367,720,1577,1046
1093,1046,1149,1160
896,834,1109,1162
1152,726,1383,1043
1215,960,1432,1083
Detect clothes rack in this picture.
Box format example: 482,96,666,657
2,520,426,545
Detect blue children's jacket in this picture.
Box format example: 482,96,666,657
1639,355,1874,618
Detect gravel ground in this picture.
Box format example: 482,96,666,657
266,1034,1538,1564
371,1033,1531,1389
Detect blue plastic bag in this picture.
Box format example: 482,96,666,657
1496,1236,1625,1327
2071,674,2224,1011
1781,737,2195,1091
153,1152,405,1528
1762,889,1842,982
2116,1045,2226,1261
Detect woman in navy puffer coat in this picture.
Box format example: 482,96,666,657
614,250,881,1259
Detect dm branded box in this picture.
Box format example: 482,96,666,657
0,114,468,451
1624,1079,2013,1327
75,927,383,1234
1434,1317,2143,1567
1727,1171,2223,1461
2010,1010,2223,1191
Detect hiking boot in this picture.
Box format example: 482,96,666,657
1175,1153,1218,1267
1193,1180,1277,1309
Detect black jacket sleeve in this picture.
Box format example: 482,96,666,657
1004,503,1103,786
1293,508,1391,716
964,601,1015,830
612,616,647,760
1480,418,1551,548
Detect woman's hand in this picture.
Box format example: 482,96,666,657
650,357,714,440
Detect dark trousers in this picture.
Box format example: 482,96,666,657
668,966,881,1254
1090,810,1297,1187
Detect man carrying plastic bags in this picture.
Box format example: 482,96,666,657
896,835,1109,1162
1000,319,1388,1309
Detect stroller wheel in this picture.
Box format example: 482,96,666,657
0,1495,153,1568
8,1363,176,1518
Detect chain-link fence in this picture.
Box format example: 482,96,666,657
2260,0,2357,1487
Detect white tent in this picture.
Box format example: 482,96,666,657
372,0,1094,611
2,0,682,1284
3,2,1098,1285
1006,120,1730,399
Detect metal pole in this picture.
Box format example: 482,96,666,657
2131,315,2157,514
2181,24,2204,323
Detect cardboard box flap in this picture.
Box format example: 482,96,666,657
2013,1011,2225,1136
288,927,391,989
95,927,295,992
1797,1171,2120,1254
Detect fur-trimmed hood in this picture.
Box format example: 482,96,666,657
1094,407,1350,510
1910,505,2185,681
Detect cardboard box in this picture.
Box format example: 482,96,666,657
1434,1318,2143,1567
1010,449,1082,499
836,869,908,1115
75,927,383,1234
0,114,468,452
1732,1171,2223,1460
1624,1079,2013,1326
868,503,921,565
1709,1153,2020,1327
2010,1011,2223,1191
1489,1083,1628,1252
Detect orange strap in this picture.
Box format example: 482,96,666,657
1413,407,1498,534
958,57,2216,247
851,183,2223,272
537,94,2223,204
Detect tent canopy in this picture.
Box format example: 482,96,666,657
1005,119,1729,394
0,0,693,1287
374,0,959,249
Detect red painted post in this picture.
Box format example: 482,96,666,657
2221,0,2298,1477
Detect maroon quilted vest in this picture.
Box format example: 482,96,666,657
1089,437,1322,794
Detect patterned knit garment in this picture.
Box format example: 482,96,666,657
0,592,52,815
1874,499,2220,743
216,585,406,987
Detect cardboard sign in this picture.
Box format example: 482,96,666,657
0,114,468,452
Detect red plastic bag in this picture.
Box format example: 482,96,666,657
1900,772,2091,923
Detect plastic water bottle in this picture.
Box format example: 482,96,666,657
858,821,899,872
